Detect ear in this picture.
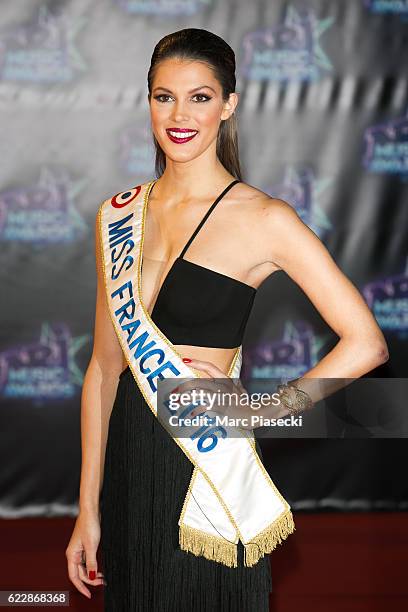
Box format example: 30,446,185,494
221,92,239,121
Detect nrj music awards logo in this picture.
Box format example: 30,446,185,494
362,258,408,338
362,111,408,178
242,321,328,381
0,323,91,400
364,0,408,15
0,167,88,244
266,167,333,238
0,5,87,83
113,0,212,16
240,5,334,81
118,121,156,176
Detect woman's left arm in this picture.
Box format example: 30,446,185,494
185,196,389,419
258,197,389,402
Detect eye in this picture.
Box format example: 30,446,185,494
154,94,172,103
192,94,211,102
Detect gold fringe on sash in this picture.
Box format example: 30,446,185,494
179,508,295,569
243,508,296,568
179,524,238,568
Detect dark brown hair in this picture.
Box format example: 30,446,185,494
147,28,242,180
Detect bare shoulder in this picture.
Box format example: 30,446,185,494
233,181,299,229
231,181,313,273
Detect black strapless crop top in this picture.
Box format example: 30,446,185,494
146,179,257,349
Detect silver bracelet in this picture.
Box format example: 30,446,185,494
276,381,314,416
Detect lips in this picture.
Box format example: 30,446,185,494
166,128,198,144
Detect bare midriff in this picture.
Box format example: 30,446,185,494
121,344,238,379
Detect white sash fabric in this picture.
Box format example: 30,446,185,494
98,179,295,567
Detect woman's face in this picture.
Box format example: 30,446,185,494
149,57,237,162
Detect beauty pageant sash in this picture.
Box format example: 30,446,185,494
98,179,295,567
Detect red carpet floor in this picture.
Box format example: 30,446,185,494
0,512,407,611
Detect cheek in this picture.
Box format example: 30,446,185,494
150,106,169,123
195,105,221,129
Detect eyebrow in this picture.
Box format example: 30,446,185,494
152,85,216,94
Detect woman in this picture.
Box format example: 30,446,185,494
66,28,389,611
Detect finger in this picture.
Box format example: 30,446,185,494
173,381,227,403
67,558,91,599
172,374,237,414
182,358,228,378
190,402,211,417
84,548,99,582
197,377,236,395
78,562,105,586
187,390,230,416
170,378,199,395
177,366,234,395
190,409,206,418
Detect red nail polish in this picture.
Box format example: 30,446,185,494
89,570,96,580
182,358,191,363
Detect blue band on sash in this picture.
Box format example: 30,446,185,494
108,213,181,393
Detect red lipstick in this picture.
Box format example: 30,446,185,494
166,128,198,144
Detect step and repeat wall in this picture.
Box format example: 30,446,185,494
0,0,407,517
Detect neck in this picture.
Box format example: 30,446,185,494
152,152,236,202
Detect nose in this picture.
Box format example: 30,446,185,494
170,99,190,123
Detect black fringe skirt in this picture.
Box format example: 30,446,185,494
100,365,273,612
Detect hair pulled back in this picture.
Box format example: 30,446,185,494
147,28,242,180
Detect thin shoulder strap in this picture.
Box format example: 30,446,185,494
179,179,241,259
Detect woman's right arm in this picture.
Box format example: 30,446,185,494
66,207,125,599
